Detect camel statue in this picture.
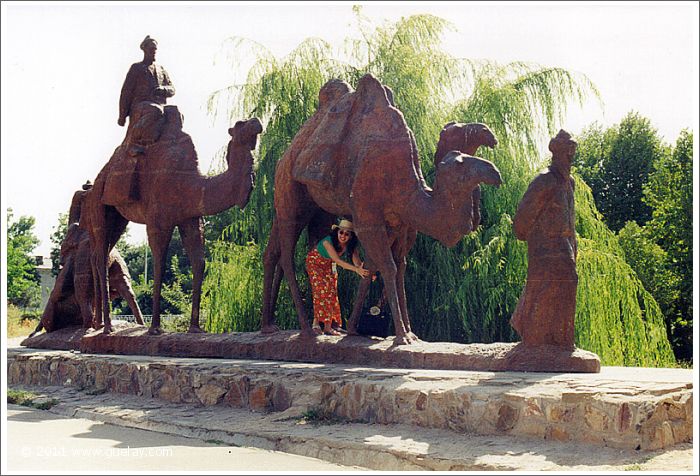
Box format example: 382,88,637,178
345,122,499,337
30,222,143,336
261,74,503,344
84,107,262,334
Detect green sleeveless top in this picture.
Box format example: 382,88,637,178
317,236,349,260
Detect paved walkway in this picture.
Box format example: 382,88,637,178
6,384,695,472
6,404,363,472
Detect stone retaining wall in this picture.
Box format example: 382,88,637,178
7,348,692,451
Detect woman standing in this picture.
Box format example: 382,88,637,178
306,219,370,335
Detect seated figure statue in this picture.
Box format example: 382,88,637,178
118,35,176,156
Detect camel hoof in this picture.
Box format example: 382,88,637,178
102,325,113,335
407,332,421,343
261,325,280,334
188,325,206,334
148,326,164,336
393,335,412,346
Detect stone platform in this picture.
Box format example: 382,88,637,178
7,346,692,452
21,323,600,373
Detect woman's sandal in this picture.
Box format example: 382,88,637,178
312,323,323,335
324,329,342,336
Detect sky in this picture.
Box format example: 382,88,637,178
1,1,698,257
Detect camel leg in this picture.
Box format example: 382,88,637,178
355,225,410,345
179,218,206,333
76,272,95,328
277,220,314,337
92,234,112,334
261,220,281,333
395,230,419,342
147,226,174,335
95,207,128,334
394,255,416,342
111,271,144,325
270,264,283,321
91,259,101,328
347,258,376,335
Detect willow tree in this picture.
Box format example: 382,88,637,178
203,11,675,366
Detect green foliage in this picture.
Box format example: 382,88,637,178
203,240,263,333
113,229,194,316
642,130,693,361
204,12,676,366
574,112,665,232
49,213,68,276
7,209,41,308
618,221,679,318
572,179,675,366
6,304,40,338
7,388,59,410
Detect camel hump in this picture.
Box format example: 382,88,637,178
292,79,356,189
356,74,392,112
101,104,196,206
292,75,397,191
101,145,139,206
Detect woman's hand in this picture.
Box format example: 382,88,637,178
355,264,370,279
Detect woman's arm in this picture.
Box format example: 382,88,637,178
352,248,363,268
322,241,369,278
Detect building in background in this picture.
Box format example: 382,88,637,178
35,256,54,311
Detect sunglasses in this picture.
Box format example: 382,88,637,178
338,230,352,237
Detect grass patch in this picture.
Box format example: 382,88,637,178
624,464,643,471
33,399,60,410
7,389,36,406
6,304,40,338
298,407,359,426
7,388,59,410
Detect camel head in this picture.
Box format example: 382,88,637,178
228,117,263,153
434,122,498,164
226,118,263,168
432,151,503,245
226,117,263,209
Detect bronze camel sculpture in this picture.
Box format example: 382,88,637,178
84,108,262,334
261,74,502,344
346,122,499,337
30,222,143,336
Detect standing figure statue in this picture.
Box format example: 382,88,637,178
118,35,175,156
68,180,93,224
510,130,578,350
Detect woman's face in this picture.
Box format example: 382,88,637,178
337,228,352,244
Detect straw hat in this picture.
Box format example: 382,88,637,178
331,219,354,232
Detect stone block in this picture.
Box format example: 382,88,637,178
223,376,250,408
249,382,273,411
195,383,227,406
157,381,182,403
545,425,570,441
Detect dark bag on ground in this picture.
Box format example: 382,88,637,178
357,276,391,338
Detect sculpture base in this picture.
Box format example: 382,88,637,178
7,345,692,452
21,323,600,373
